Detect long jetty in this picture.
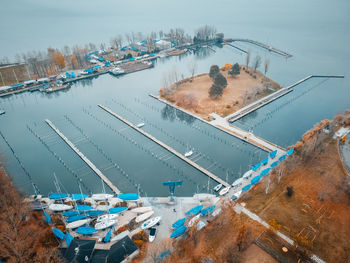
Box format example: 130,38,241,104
45,119,121,194
229,39,292,58
226,74,345,123
98,104,230,188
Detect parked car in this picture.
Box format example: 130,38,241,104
149,228,156,242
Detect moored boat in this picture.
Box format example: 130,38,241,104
219,186,230,196
213,183,222,192
141,216,161,230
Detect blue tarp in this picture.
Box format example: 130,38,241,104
52,228,65,240
200,205,216,216
129,57,135,61
97,57,104,62
63,211,79,217
85,210,104,217
261,157,269,165
279,155,287,162
84,68,93,74
76,227,97,235
65,72,71,78
93,65,101,69
150,53,156,56
76,204,93,211
251,175,261,185
43,211,51,224
104,229,111,243
49,193,68,200
71,194,88,200
131,47,138,51
66,232,74,247
66,214,87,223
44,85,49,89
140,51,147,54
118,193,139,201
71,72,76,78
251,163,261,171
269,150,278,158
121,46,128,51
270,161,279,168
88,51,97,55
286,148,294,156
260,168,271,176
11,83,24,88
170,225,187,238
242,184,252,192
185,205,203,217
172,218,186,229
109,207,128,214
105,61,111,67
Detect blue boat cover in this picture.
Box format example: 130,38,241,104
52,227,65,240
66,232,74,247
71,193,88,200
85,210,104,217
63,211,79,217
11,83,24,88
185,204,203,217
260,168,271,176
279,155,287,162
150,53,156,56
118,193,139,201
66,214,87,223
98,57,104,62
76,204,93,211
270,161,279,168
286,148,294,156
109,207,128,214
49,193,68,200
172,218,186,229
242,184,252,192
71,72,76,78
251,163,261,171
200,205,216,216
104,229,111,243
261,157,269,165
76,227,97,235
93,65,101,69
121,46,127,51
170,225,187,238
269,150,278,158
129,57,135,61
251,175,261,185
43,211,51,224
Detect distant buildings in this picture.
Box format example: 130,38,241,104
0,63,30,86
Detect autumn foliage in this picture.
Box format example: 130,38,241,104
0,168,62,263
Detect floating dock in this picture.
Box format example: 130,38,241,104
98,104,230,188
45,119,121,194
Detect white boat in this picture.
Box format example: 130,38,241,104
184,150,193,157
135,211,154,223
213,184,222,192
149,228,156,242
219,187,230,196
95,205,110,211
0,110,5,115
130,206,153,214
97,214,118,223
141,216,161,230
136,122,145,128
49,203,73,212
109,67,125,75
95,219,117,230
188,214,201,227
233,190,242,199
211,208,222,217
91,193,114,201
66,219,89,229
196,220,206,231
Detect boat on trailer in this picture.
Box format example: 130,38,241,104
141,216,161,230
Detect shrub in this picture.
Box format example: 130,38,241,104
286,186,294,197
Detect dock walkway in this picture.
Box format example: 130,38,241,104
98,104,230,188
226,74,345,123
45,119,121,194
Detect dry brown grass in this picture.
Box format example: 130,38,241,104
160,66,281,119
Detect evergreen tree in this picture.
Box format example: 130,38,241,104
209,83,223,99
214,72,227,89
209,65,219,78
229,63,240,77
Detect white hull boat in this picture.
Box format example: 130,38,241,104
135,211,154,223
97,214,118,223
136,122,145,128
188,214,201,227
91,194,114,201
130,206,153,214
219,187,230,196
184,150,193,157
95,219,117,230
66,219,89,229
141,216,161,230
213,184,222,192
49,203,73,212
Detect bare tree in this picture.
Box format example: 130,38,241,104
188,60,198,79
264,58,270,75
253,55,261,72
245,49,251,67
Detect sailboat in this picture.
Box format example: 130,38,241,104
49,173,73,212
91,179,114,201
219,186,230,196
213,184,222,192
184,145,193,157
95,219,117,230
97,213,118,223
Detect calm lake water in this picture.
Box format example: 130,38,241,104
0,0,349,196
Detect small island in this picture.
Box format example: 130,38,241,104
160,61,281,120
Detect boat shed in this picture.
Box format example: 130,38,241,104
63,238,96,263
108,236,139,263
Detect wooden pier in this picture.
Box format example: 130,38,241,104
229,39,292,58
226,43,247,53
98,104,230,188
226,74,345,123
45,119,121,194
